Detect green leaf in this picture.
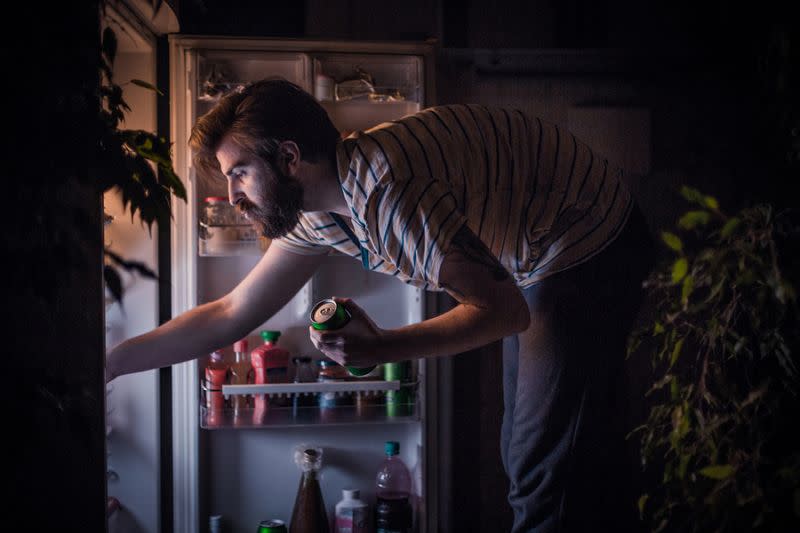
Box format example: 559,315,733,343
699,465,735,480
646,374,673,396
672,258,689,284
131,79,165,96
638,494,649,518
102,27,117,69
653,322,665,335
678,210,710,229
704,195,720,209
670,338,684,368
720,217,741,238
681,275,694,306
680,185,705,204
662,232,683,252
678,453,691,480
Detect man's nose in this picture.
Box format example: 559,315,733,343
228,180,244,206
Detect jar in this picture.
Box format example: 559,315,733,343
314,73,335,101
204,196,233,226
317,359,352,410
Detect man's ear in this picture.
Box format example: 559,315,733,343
277,140,301,173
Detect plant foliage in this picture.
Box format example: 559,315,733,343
628,186,800,532
98,26,186,305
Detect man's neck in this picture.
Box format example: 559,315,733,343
297,159,349,216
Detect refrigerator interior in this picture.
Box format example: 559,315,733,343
184,43,430,532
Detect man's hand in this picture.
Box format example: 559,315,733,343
308,297,387,367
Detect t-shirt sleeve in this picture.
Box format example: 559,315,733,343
363,177,466,288
271,217,331,256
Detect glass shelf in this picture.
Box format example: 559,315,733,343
200,402,418,429
200,380,419,429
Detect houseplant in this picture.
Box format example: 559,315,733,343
98,23,186,304
628,186,799,532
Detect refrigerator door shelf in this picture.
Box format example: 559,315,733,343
199,400,418,429
222,379,400,396
198,221,269,256
198,238,268,257
321,100,421,136
201,380,419,428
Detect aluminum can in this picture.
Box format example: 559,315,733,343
310,299,351,330
310,299,376,378
385,361,412,417
257,519,288,533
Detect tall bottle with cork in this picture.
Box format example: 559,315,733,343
374,441,412,533
290,445,330,533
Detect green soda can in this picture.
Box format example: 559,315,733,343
310,298,376,378
384,361,411,417
257,519,287,533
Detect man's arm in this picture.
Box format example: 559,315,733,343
380,224,530,360
106,243,326,381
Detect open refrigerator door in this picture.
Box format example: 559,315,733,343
169,36,438,533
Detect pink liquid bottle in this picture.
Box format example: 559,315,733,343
374,441,412,533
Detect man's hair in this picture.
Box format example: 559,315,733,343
189,78,340,180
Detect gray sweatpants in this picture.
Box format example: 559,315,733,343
501,205,655,532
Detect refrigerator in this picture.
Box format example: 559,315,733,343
164,35,440,533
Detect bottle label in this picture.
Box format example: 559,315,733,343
335,506,368,533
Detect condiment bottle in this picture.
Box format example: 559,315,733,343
334,488,369,533
229,339,251,416
289,445,330,533
251,330,291,411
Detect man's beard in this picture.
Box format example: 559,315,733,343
238,169,304,240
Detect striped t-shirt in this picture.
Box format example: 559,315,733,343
271,104,633,291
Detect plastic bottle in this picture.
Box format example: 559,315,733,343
229,339,251,417
334,488,369,533
290,445,330,533
374,441,412,533
251,330,291,410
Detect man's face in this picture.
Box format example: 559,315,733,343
215,136,304,239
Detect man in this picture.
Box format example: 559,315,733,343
106,78,654,531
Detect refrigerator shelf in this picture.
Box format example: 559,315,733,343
198,238,268,256
200,401,418,429
221,379,402,397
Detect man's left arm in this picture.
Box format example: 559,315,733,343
310,224,530,365
379,223,531,360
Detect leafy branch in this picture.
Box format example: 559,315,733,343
628,186,800,532
98,26,186,305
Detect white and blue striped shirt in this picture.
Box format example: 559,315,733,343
272,104,634,291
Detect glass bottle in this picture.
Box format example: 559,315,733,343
229,339,251,422
290,445,330,533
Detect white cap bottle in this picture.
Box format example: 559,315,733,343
334,488,369,533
